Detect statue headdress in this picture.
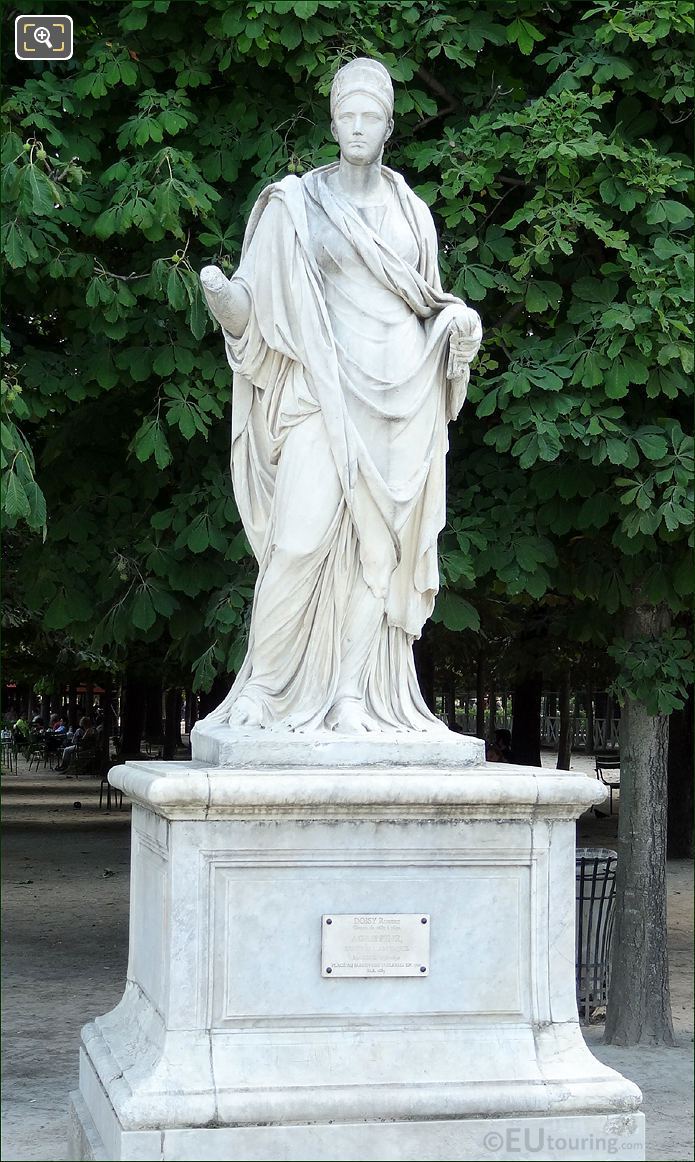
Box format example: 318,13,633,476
330,58,394,121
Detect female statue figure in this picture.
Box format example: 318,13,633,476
199,58,482,736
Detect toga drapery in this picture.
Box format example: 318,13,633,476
205,164,475,733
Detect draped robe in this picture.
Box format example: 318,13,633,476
204,164,478,733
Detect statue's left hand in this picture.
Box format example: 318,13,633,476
448,306,482,345
447,307,482,381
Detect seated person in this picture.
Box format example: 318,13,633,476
486,728,512,763
13,717,30,744
56,717,96,773
44,715,65,756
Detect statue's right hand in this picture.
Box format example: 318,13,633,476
199,264,251,338
200,264,228,293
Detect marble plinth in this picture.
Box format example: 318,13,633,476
68,759,644,1161
190,719,486,768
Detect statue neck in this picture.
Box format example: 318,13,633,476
335,155,385,206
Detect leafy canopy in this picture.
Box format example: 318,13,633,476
2,0,692,704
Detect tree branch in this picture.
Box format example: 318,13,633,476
491,302,526,331
416,66,456,105
411,65,457,134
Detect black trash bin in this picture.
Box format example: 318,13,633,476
575,847,617,1024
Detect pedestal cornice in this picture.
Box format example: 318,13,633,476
109,760,601,821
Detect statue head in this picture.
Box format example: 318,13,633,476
330,58,394,165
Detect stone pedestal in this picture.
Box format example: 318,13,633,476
68,753,644,1161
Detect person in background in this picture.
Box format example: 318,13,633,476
13,716,30,746
49,714,67,735
55,716,95,774
486,728,512,763
45,714,67,759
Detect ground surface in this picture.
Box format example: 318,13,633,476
1,752,692,1161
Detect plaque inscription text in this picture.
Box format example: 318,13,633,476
321,913,430,978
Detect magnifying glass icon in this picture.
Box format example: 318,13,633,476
34,26,53,49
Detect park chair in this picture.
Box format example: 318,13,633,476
595,752,621,815
99,775,123,811
27,737,50,771
71,741,100,780
1,738,17,774
144,735,163,758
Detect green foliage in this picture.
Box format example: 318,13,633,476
1,335,47,537
609,628,694,715
2,0,692,699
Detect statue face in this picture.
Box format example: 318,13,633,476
331,92,393,166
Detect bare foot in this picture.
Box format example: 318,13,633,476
228,694,264,729
325,698,378,735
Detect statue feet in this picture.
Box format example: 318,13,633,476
228,693,265,729
325,697,378,735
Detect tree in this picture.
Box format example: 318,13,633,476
405,0,695,1043
2,0,692,1043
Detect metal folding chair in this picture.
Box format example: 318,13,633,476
595,752,621,814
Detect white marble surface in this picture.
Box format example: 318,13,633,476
109,758,601,819
70,1089,644,1162
197,57,482,737
68,759,644,1160
190,718,485,768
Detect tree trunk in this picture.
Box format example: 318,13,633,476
585,684,595,754
102,676,114,761
510,673,542,766
667,687,694,860
605,602,675,1046
68,684,78,730
476,654,486,739
174,689,183,747
557,665,573,770
188,691,198,731
144,681,164,744
120,673,147,757
444,673,457,730
413,626,435,713
163,687,179,760
488,685,497,736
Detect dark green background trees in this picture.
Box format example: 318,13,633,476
2,1,693,1043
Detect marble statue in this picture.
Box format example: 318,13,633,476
199,57,482,736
